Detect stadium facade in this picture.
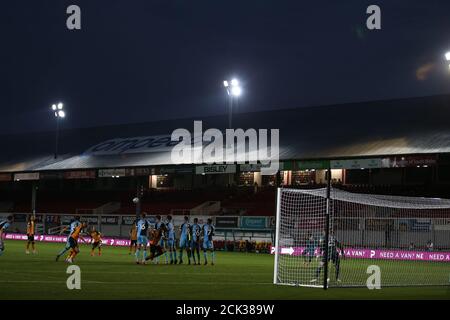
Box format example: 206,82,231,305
0,94,449,189
1,94,450,244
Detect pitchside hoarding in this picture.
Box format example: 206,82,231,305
240,217,268,229
215,217,239,228
270,246,450,262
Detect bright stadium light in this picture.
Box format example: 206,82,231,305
51,101,66,159
231,86,242,97
445,52,450,61
223,77,243,128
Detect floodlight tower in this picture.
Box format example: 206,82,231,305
223,78,242,129
51,102,66,159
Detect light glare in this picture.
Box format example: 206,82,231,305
231,86,242,96
58,110,65,118
445,52,450,61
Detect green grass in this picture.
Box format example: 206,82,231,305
0,240,449,300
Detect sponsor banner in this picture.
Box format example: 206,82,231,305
122,216,137,225
14,172,39,181
195,164,236,175
0,173,12,181
40,172,64,180
269,216,275,228
12,214,27,222
160,167,193,174
98,168,135,177
5,233,132,247
240,216,268,229
270,246,450,262
82,216,99,225
64,170,96,179
435,218,450,231
85,135,178,156
239,163,279,173
297,160,330,170
100,216,119,225
384,155,437,168
399,218,432,232
331,158,382,169
215,216,239,229
134,168,152,176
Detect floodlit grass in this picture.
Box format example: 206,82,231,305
0,241,449,300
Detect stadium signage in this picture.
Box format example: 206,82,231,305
0,173,11,181
297,160,330,170
215,216,239,228
100,216,119,225
331,158,382,169
195,164,236,175
240,216,268,229
14,172,39,181
64,170,96,179
122,216,136,225
384,155,437,168
98,168,134,177
85,135,179,155
270,247,450,262
40,172,64,180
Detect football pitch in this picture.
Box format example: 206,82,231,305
0,241,449,300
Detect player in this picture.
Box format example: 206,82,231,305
190,218,201,265
135,212,150,264
310,231,344,283
202,218,215,265
302,233,315,266
65,222,88,263
165,215,177,264
0,215,13,257
56,216,81,261
145,223,168,262
178,216,192,264
26,215,37,255
153,215,168,264
129,220,138,255
89,227,102,256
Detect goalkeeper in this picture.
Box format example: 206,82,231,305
302,233,316,266
311,232,344,283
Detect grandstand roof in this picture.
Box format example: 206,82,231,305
1,94,450,173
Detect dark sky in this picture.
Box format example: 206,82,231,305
2,0,450,134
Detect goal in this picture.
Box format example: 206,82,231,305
273,187,450,288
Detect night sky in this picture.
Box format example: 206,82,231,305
2,0,450,134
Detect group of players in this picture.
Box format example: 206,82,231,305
54,218,103,263
0,215,41,256
47,213,215,265
129,213,216,265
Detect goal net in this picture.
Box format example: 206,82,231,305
273,187,450,288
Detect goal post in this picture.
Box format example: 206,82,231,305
273,187,450,288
